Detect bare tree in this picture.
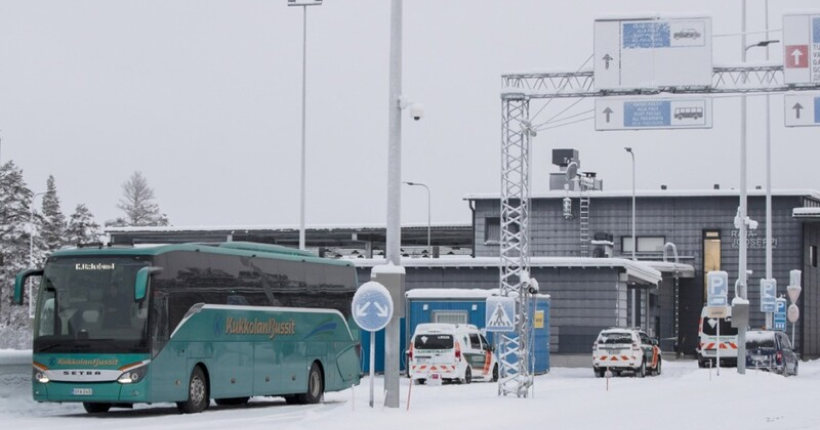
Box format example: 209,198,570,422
117,171,169,226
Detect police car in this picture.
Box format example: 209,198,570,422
592,328,662,378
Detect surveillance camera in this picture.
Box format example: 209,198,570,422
410,104,425,121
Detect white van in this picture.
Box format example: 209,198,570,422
407,323,498,384
696,307,739,367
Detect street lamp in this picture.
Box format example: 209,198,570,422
28,191,45,318
288,0,323,250
624,148,636,262
744,39,779,52
403,181,431,256
625,148,637,329
29,192,46,268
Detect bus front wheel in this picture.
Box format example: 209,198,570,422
83,402,111,414
177,366,209,414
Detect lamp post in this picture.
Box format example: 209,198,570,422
28,191,45,318
738,0,780,371
625,148,637,329
404,181,431,256
288,0,323,250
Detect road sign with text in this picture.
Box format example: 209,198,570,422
783,14,820,85
784,93,820,127
594,16,712,90
596,97,712,130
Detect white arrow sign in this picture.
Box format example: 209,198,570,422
373,302,389,317
791,48,804,66
784,93,820,127
355,301,371,316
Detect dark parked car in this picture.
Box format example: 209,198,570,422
745,330,798,376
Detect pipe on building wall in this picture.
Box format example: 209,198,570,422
469,200,476,258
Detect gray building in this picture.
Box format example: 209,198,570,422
467,188,820,356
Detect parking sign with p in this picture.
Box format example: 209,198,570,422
707,271,728,306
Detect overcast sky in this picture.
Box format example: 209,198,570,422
1,0,818,228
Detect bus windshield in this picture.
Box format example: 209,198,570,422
33,256,151,354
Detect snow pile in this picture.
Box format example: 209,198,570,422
0,357,819,429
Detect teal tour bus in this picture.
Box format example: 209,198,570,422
14,242,362,414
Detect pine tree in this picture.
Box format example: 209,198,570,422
66,204,102,245
117,171,170,226
41,175,67,251
0,161,36,347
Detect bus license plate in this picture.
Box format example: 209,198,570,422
72,388,93,396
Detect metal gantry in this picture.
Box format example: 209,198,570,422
498,95,534,397
498,64,820,396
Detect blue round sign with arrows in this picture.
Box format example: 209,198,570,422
351,281,394,332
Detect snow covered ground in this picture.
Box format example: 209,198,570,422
1,350,818,430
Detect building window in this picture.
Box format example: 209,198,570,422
811,245,818,268
621,236,666,253
484,217,520,245
432,310,468,325
485,217,500,244
703,230,721,299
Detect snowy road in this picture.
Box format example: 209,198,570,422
1,355,819,430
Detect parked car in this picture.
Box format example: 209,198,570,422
592,328,661,378
746,330,799,376
407,323,498,385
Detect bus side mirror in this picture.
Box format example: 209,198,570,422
135,267,163,301
14,268,43,305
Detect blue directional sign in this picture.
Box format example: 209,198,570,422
485,296,515,333
596,97,711,130
707,271,729,307
351,281,393,332
774,298,788,332
594,16,711,90
623,22,672,48
760,278,777,313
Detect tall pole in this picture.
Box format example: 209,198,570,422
29,192,45,319
404,181,431,255
298,5,308,250
626,148,636,328
384,0,403,409
737,0,748,375
764,0,773,331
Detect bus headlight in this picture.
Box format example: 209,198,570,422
33,371,49,384
117,361,149,384
33,363,49,383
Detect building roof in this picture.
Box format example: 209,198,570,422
793,207,820,222
464,188,820,201
352,256,663,286
105,222,473,249
406,288,550,300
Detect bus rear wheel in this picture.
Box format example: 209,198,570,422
302,362,324,404
288,362,324,405
83,402,111,414
177,366,209,414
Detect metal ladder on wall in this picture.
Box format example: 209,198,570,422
579,188,591,257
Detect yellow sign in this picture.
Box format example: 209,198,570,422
534,310,545,329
